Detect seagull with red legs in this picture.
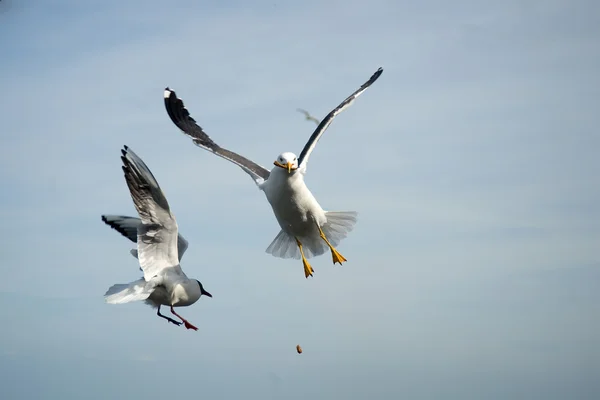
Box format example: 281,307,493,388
103,145,212,330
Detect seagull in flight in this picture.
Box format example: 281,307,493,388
296,108,320,125
103,145,212,330
163,68,383,278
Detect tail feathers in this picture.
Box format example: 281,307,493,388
321,211,357,248
265,211,357,260
104,278,152,304
265,230,302,260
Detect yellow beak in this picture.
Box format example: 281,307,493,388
273,160,295,173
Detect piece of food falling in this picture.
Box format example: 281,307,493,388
296,344,303,354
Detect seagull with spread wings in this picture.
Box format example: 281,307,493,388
163,68,383,278
103,146,212,330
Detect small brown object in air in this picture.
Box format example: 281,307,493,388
296,344,303,354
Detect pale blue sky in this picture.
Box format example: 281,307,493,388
1,0,599,399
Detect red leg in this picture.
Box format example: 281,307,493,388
157,305,182,326
170,306,198,331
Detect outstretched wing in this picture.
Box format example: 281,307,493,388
164,88,270,185
101,215,189,261
297,67,383,171
120,146,182,281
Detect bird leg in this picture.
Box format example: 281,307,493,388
295,238,314,278
317,226,347,265
170,306,198,331
157,305,182,326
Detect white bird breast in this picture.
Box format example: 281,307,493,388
263,169,327,235
170,281,201,307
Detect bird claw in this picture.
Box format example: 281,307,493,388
183,320,198,331
183,321,199,331
166,318,182,326
331,248,347,265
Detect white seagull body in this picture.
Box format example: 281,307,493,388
102,146,212,330
163,68,383,278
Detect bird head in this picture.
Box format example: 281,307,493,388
195,280,212,298
273,152,299,173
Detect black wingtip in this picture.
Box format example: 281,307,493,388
101,215,138,243
373,67,383,79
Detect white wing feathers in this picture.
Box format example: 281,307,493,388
101,215,189,261
120,146,181,281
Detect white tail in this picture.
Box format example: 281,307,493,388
265,211,357,260
104,278,152,304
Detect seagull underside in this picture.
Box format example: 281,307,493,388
264,203,358,278
294,223,348,278
146,288,199,330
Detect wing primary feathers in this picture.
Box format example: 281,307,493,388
101,215,140,243
297,67,383,169
163,88,270,184
118,145,181,280
163,88,221,152
120,145,171,223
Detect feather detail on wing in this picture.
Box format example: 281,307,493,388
164,88,270,185
120,146,182,281
101,214,189,261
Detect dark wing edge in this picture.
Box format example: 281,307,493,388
163,88,270,184
297,67,383,168
120,145,173,227
120,145,180,277
101,214,189,260
101,215,140,243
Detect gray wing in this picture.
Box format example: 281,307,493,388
101,215,189,261
120,146,182,281
164,88,270,185
297,67,383,171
